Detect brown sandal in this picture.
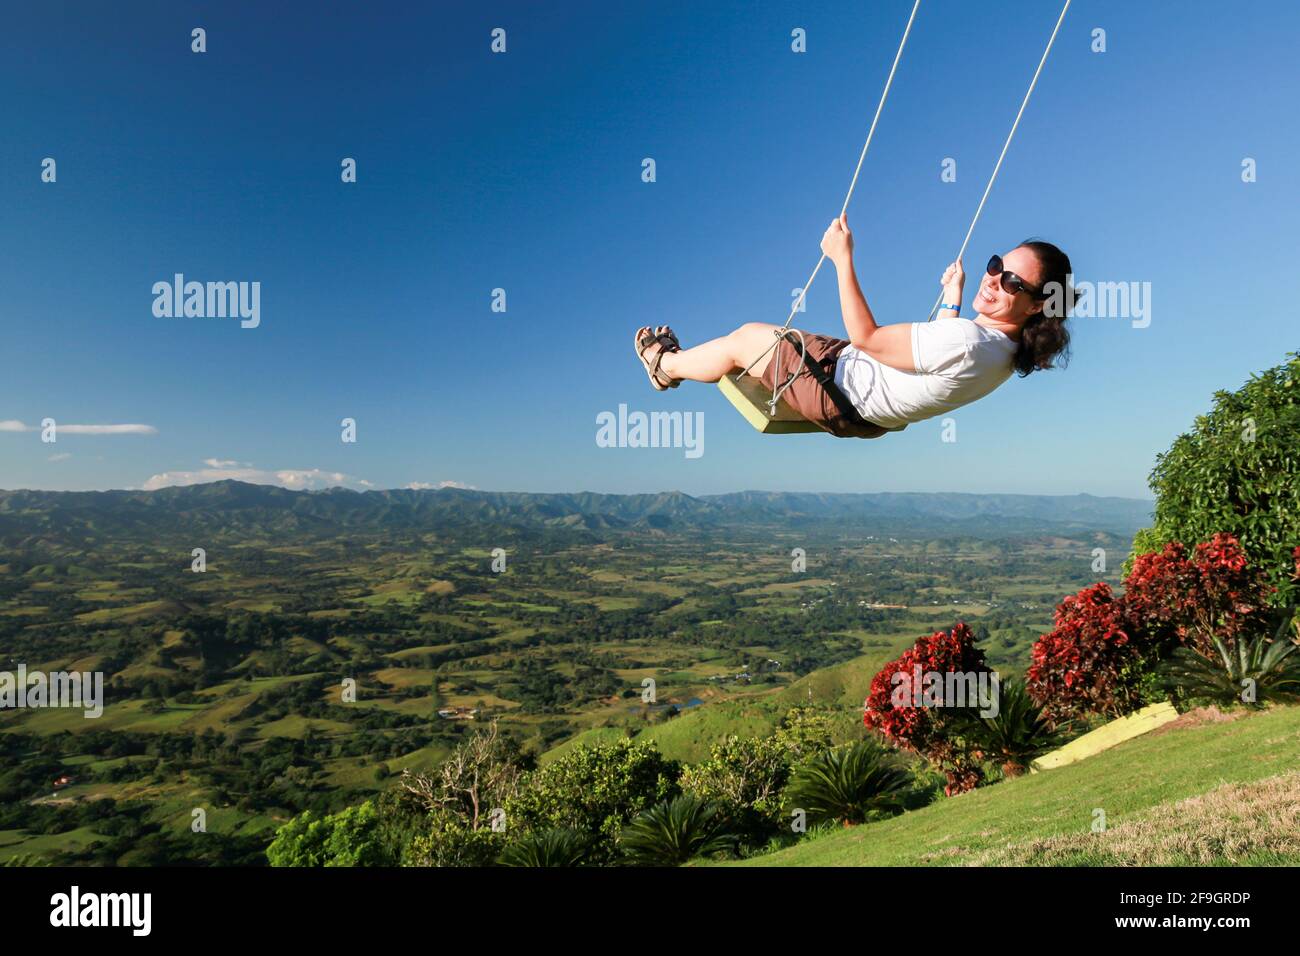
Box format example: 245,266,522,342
635,325,681,390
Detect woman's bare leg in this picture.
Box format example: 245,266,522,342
658,322,784,384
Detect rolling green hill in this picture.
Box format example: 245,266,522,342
729,704,1300,866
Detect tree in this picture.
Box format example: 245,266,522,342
400,719,524,831
678,734,790,846
406,812,507,867
266,801,391,867
504,740,680,862
1131,351,1300,606
773,706,836,762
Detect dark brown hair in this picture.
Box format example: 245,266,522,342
1013,238,1074,377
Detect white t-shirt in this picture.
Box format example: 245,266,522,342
833,318,1018,428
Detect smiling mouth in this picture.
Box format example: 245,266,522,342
980,288,996,303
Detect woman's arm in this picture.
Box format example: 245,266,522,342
937,259,964,319
820,214,916,372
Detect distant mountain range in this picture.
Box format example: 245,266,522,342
0,481,1155,541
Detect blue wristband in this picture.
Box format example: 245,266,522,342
940,302,960,313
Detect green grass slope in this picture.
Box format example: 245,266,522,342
731,704,1300,866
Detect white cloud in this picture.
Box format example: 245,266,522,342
60,424,157,435
0,420,156,435
202,458,247,468
143,464,372,492
406,480,476,490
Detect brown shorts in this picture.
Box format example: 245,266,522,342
759,331,892,439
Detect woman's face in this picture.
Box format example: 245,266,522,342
973,246,1045,325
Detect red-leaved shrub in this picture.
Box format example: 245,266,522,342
1025,582,1142,723
1123,533,1275,657
1027,533,1278,723
863,622,992,795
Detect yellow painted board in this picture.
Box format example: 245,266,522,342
717,373,822,434
1030,701,1180,772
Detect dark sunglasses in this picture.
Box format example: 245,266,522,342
986,254,1045,299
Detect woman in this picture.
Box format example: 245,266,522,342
634,213,1073,438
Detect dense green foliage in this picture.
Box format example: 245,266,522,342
265,801,391,867
1131,351,1300,605
504,740,680,861
677,735,791,845
407,811,507,867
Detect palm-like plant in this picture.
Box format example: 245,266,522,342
784,740,912,827
1160,610,1300,708
618,794,737,866
957,678,1072,777
497,828,595,867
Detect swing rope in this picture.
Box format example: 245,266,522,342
736,0,922,412
733,0,1072,422
924,0,1072,322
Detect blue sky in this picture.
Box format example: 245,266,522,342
1,0,1295,499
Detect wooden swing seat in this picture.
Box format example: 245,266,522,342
717,372,822,434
